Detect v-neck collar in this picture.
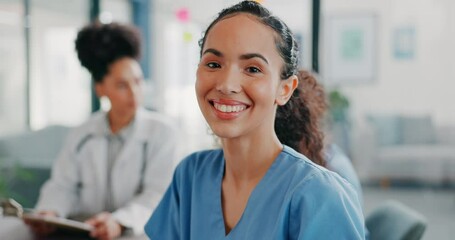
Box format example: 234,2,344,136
216,146,286,238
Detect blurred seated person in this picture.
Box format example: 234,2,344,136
25,22,178,239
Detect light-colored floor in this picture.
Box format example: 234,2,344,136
363,186,455,240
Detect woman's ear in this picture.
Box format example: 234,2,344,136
275,75,298,106
94,82,105,98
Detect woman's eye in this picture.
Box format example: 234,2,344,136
117,83,128,89
246,66,261,73
206,62,221,68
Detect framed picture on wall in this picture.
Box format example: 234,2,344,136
323,14,377,86
393,26,416,60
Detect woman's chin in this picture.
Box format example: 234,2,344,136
209,126,241,140
111,107,136,119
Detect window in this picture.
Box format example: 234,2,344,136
29,0,91,130
0,0,26,135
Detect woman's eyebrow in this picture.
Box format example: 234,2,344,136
202,49,268,64
240,53,268,64
202,48,223,57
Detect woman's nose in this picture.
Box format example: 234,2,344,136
216,68,242,94
128,82,140,96
127,85,135,97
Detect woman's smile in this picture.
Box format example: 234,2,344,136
210,98,251,120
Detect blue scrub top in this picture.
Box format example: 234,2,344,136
145,146,365,240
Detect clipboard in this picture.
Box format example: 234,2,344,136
1,198,93,234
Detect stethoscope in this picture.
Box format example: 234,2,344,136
75,134,148,195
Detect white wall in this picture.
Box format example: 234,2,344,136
322,0,455,127
29,1,91,130
0,3,26,135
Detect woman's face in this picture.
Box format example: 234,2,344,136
196,14,296,139
95,57,143,117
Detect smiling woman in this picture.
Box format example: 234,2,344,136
145,1,366,239
196,13,289,141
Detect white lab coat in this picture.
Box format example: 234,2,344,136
36,108,178,235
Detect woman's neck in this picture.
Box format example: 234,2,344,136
221,132,283,186
108,110,134,134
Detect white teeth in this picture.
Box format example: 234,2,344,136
214,103,246,113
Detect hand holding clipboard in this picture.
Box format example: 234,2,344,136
1,198,93,236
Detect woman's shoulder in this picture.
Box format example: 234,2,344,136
280,145,358,200
281,147,365,238
281,151,366,239
280,146,331,180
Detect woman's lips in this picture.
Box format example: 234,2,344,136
209,99,250,120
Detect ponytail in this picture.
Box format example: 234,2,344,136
275,70,327,167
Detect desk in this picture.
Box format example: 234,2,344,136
0,217,148,240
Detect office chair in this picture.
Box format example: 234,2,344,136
366,200,427,240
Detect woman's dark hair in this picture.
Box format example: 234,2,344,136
199,1,326,166
288,70,327,167
75,22,141,83
198,0,299,79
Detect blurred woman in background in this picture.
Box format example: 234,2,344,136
26,22,178,239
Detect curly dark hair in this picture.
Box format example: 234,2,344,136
75,22,141,83
286,70,327,167
275,70,326,167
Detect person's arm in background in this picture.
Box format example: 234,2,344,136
34,130,80,216
26,130,80,234
112,121,178,235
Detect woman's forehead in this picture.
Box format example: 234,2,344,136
203,14,280,58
